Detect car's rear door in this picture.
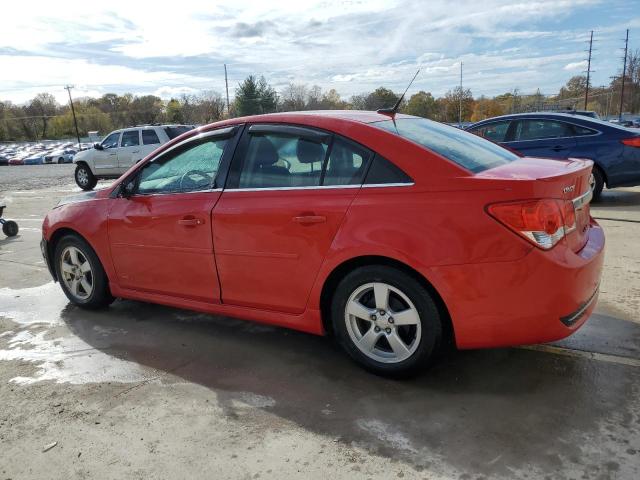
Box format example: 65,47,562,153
108,127,239,302
213,124,372,314
504,119,577,159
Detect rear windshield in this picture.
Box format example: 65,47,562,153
164,125,193,140
373,118,519,173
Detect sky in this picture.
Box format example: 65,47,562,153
0,0,638,105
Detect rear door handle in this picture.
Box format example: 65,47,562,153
293,215,326,225
178,217,205,227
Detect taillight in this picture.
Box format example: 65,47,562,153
621,137,640,148
488,199,576,250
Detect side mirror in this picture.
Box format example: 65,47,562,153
120,179,137,198
94,143,103,150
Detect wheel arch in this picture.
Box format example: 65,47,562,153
47,227,100,281
319,255,455,348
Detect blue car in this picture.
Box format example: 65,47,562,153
23,154,45,165
466,112,640,199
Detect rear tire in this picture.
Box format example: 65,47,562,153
75,164,97,191
331,265,442,377
54,234,114,309
57,157,64,164
590,167,604,202
2,220,18,237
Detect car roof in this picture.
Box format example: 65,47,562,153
213,110,414,127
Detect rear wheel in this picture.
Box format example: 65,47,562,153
75,164,97,190
57,157,64,164
331,265,442,377
54,234,114,308
589,167,604,201
2,220,18,237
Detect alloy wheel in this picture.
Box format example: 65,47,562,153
60,246,94,300
344,282,422,364
77,168,89,186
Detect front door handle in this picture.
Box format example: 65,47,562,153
178,217,205,227
293,215,326,225
132,150,140,154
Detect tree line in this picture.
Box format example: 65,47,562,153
1,49,638,142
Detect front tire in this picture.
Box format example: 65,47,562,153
54,234,114,309
590,167,604,201
331,265,442,377
75,164,97,190
57,157,64,164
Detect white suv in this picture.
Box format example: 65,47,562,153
73,125,193,190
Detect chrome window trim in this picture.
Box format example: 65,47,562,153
224,183,414,193
501,118,602,145
131,188,223,198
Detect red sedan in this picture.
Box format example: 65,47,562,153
41,111,604,376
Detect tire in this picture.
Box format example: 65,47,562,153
331,265,442,377
57,157,64,164
53,234,114,309
2,220,19,237
75,164,97,190
590,167,604,202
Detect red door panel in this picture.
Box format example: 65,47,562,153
212,188,357,313
108,192,221,302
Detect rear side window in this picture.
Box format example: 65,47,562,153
364,155,413,185
121,130,140,147
142,129,161,145
469,121,511,142
323,137,371,186
571,125,598,136
514,120,572,141
374,118,518,174
164,126,192,140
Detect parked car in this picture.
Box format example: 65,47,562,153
8,156,25,165
0,155,7,166
23,154,45,165
44,149,77,164
558,110,600,119
466,112,640,199
72,125,194,190
42,111,603,376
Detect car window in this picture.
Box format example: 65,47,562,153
373,118,518,174
137,138,228,195
469,121,511,142
101,132,121,149
364,155,413,184
514,120,573,141
164,126,192,140
121,130,140,147
571,125,598,136
323,137,372,186
142,129,161,145
237,133,328,189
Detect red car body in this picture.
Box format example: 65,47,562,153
42,111,604,350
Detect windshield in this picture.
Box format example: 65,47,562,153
373,117,519,173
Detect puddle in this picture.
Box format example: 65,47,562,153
0,282,150,385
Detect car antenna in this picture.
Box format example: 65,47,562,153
377,69,420,117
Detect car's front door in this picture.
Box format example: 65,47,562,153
117,129,142,172
213,124,373,314
93,131,121,174
108,127,238,302
504,119,577,159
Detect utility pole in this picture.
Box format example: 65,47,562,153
584,30,594,110
458,61,463,127
64,85,81,147
618,29,629,121
224,64,230,116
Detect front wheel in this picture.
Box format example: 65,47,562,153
54,234,114,308
75,164,97,190
331,265,442,377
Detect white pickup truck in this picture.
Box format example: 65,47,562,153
73,124,193,190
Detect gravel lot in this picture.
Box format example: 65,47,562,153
1,168,639,480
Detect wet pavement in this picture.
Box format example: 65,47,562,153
0,176,639,479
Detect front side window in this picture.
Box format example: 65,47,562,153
137,138,227,194
374,118,518,174
101,132,121,149
514,120,573,141
238,134,328,189
469,121,511,142
142,129,160,145
121,130,140,147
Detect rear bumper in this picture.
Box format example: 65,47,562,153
430,219,605,349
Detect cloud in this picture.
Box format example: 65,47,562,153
564,60,588,71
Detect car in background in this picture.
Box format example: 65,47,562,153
8,156,25,165
466,112,640,200
23,153,45,165
42,111,604,376
0,155,8,166
558,110,600,119
73,124,194,190
44,148,77,164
